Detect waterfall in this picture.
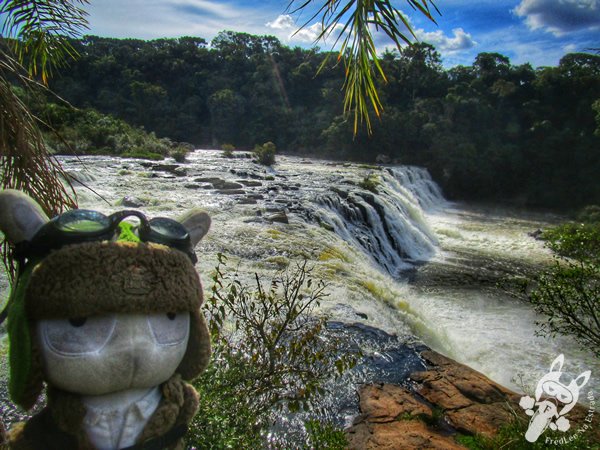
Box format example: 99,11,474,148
313,166,444,275
384,166,446,211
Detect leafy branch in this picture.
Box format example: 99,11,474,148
1,0,88,277
203,254,358,414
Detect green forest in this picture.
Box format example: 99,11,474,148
29,32,600,210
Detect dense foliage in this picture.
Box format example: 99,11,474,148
253,141,277,166
39,33,600,209
37,100,192,160
0,0,86,220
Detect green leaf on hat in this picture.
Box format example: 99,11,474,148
117,221,141,243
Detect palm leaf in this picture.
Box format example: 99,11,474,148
289,0,439,134
1,0,89,84
0,52,77,215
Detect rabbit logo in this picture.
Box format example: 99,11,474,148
519,354,591,443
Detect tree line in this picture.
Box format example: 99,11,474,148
41,32,600,210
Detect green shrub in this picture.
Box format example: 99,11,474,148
577,205,600,224
541,222,600,263
170,149,187,163
40,102,179,158
121,150,164,160
455,413,595,449
358,172,379,193
527,257,600,358
522,222,600,357
254,141,276,166
304,420,348,449
187,254,358,448
187,361,263,449
170,144,192,163
221,143,235,158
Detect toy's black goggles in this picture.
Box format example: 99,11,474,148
14,209,197,264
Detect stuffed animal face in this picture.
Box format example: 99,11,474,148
37,312,190,396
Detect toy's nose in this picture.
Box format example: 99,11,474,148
117,315,154,351
114,315,155,380
103,313,190,390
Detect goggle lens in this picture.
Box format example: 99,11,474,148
148,218,189,240
56,210,109,233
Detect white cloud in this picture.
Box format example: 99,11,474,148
266,15,296,31
563,43,578,52
371,10,476,54
416,27,477,52
266,14,344,45
513,0,600,35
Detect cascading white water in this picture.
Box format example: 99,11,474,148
1,149,597,422
314,167,441,273
385,166,446,210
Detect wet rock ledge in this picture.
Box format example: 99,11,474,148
346,350,598,449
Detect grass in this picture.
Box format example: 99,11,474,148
121,150,164,160
358,279,396,305
264,228,284,239
358,173,379,193
318,246,351,263
455,416,599,450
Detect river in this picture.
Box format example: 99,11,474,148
1,149,598,426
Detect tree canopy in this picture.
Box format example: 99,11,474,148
41,33,600,210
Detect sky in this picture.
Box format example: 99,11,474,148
82,0,600,68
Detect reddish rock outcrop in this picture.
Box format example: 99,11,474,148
411,350,520,438
346,383,464,449
346,350,599,448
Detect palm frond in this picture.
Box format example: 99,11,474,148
289,0,439,134
0,50,77,214
0,2,86,280
1,0,89,84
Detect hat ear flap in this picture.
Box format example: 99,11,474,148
16,327,44,411
7,312,44,410
177,310,211,380
7,264,44,410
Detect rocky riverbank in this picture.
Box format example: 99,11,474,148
346,349,599,449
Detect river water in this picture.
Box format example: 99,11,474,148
1,149,598,423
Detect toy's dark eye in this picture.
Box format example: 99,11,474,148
167,312,176,320
69,317,87,327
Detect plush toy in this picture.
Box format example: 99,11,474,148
0,189,211,450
